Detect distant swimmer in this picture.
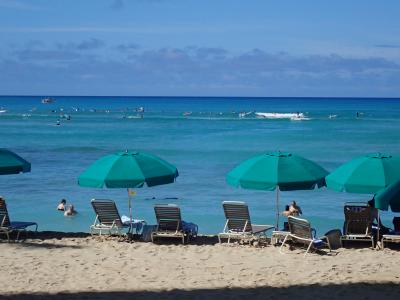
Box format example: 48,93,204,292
64,204,77,217
57,199,67,211
56,119,61,126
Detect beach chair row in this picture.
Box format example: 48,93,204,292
2,198,400,254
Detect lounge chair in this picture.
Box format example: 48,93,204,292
151,204,197,244
218,201,274,244
90,199,145,235
0,198,38,241
271,230,290,245
280,216,331,256
341,202,374,248
382,217,400,249
382,234,400,249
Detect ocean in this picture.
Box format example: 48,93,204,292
1,96,400,235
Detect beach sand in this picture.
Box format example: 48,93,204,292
0,233,399,300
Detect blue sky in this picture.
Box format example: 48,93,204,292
0,0,399,97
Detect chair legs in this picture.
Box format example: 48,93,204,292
279,234,290,254
217,234,233,244
305,241,313,256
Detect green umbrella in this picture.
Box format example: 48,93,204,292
326,153,400,194
0,149,31,175
78,150,178,230
375,180,400,212
226,151,329,228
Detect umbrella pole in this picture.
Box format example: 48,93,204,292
377,210,381,249
127,188,133,234
276,186,280,230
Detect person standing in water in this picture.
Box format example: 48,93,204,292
64,205,77,216
57,199,67,211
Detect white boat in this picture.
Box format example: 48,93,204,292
0,109,7,113
41,97,55,104
183,111,192,116
255,112,305,119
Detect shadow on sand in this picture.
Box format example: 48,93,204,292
0,283,399,300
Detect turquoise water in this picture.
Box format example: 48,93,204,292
1,96,400,235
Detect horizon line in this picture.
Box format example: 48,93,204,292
0,95,400,100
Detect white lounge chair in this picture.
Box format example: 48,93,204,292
151,204,197,244
0,197,38,241
382,234,400,249
341,202,374,248
218,201,274,244
382,217,400,249
90,199,145,235
280,216,331,256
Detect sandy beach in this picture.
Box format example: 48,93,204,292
0,233,399,300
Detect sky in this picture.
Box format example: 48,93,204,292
0,0,399,97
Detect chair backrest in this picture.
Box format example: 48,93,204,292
0,198,11,227
343,203,373,235
222,201,252,233
154,204,182,231
91,199,123,227
288,216,313,239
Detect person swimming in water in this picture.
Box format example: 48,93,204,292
64,204,77,216
57,199,67,211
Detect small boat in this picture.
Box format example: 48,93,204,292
183,111,192,116
255,112,305,119
0,108,7,113
329,114,337,119
41,97,55,104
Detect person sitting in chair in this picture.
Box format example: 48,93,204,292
368,198,389,235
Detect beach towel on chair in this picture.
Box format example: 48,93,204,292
182,221,198,236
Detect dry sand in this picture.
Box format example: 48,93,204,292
0,233,399,300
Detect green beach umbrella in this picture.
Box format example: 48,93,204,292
78,150,179,229
375,180,400,212
326,153,400,194
226,151,329,228
0,149,31,175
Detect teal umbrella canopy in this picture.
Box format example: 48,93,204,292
0,149,31,175
375,180,400,212
226,151,328,191
78,151,179,188
326,153,400,194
